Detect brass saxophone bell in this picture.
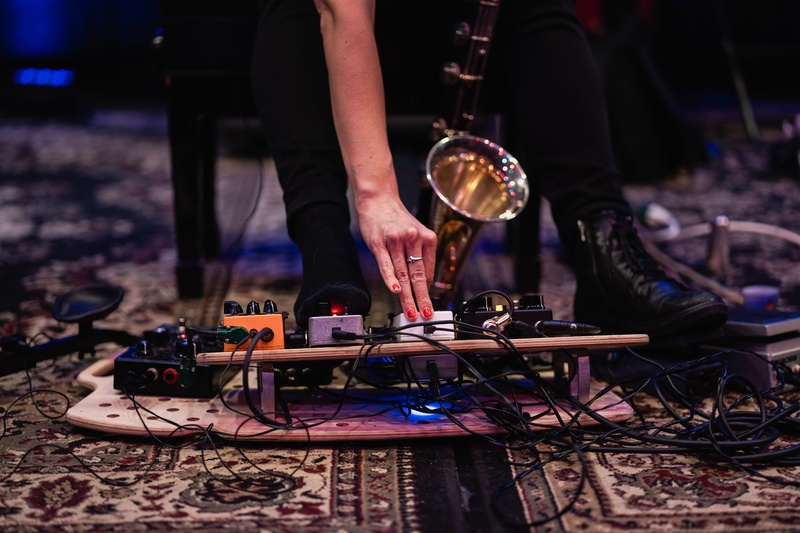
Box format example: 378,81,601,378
424,134,529,302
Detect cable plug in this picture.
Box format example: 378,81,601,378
534,320,601,336
482,312,513,333
125,367,158,390
331,328,358,341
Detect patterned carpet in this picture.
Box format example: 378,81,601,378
2,99,800,531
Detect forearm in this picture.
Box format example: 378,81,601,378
314,0,397,202
313,0,437,319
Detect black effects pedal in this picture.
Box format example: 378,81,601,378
113,318,234,398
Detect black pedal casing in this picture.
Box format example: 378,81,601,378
457,294,553,339
113,325,235,398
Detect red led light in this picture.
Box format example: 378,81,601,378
330,302,346,316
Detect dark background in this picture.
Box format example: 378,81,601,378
0,0,799,117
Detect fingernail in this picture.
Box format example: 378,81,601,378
392,284,401,292
422,307,433,319
407,308,418,319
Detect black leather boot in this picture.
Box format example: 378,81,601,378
572,210,728,338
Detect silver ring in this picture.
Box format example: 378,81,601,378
406,255,423,264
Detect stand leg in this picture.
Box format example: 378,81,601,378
167,78,220,299
258,363,276,419
553,348,591,402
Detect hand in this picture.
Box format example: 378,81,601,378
356,195,438,320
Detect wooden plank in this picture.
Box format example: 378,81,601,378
196,334,650,365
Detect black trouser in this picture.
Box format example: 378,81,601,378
251,0,630,246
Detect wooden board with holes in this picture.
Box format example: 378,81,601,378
67,353,636,442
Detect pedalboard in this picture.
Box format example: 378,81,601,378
112,292,564,396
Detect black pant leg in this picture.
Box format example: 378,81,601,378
490,0,631,245
251,0,350,239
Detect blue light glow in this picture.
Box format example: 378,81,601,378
2,0,72,58
1,0,163,60
14,68,74,87
408,401,452,419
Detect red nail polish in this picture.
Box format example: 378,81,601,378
392,284,401,292
422,307,433,319
407,308,418,319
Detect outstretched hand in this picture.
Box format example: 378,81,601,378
356,196,438,320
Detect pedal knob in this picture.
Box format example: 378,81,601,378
135,339,151,358
263,299,278,314
246,301,261,315
224,300,244,315
144,326,170,346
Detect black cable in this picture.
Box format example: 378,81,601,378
240,327,291,428
456,289,516,321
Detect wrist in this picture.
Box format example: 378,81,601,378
349,161,399,203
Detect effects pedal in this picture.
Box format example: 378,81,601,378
457,294,553,339
113,318,234,398
220,299,286,352
390,298,455,342
702,307,800,391
307,302,365,347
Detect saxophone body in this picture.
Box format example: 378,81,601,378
423,0,529,302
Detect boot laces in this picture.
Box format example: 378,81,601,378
612,217,669,280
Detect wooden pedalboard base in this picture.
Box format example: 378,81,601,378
67,335,647,442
